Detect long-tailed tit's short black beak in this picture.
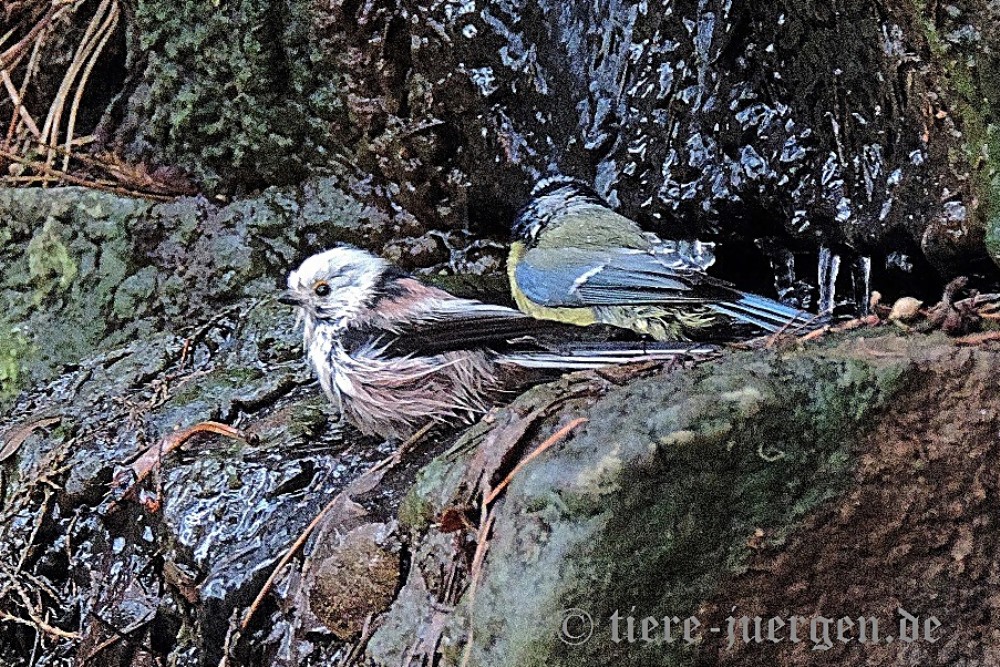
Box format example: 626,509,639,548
278,291,304,306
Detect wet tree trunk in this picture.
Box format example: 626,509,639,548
91,0,998,288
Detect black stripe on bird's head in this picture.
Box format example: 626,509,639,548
529,175,592,198
511,176,609,243
369,265,410,307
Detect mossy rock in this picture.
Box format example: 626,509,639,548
124,0,349,191
373,335,915,666
0,180,379,409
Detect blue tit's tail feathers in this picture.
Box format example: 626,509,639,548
709,292,817,333
502,343,719,370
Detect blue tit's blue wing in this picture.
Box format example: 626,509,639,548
515,246,724,307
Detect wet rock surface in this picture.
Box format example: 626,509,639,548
3,0,1000,665
374,332,1000,667
0,180,383,400
9,0,1000,292
99,0,1000,292
700,335,1000,666
1,184,999,667
0,184,407,666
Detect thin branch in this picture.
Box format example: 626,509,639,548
484,418,587,505
0,147,176,201
41,0,113,170
1,69,40,138
63,2,119,169
0,3,64,72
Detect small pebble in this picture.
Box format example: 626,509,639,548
888,297,923,323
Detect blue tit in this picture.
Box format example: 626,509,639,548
508,176,814,340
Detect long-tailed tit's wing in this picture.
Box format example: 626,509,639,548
354,278,595,356
374,311,584,357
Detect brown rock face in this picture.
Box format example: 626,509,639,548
697,340,1000,666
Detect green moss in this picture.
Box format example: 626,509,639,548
160,365,265,416
0,325,34,405
112,267,159,319
0,181,367,395
397,458,449,532
0,191,145,381
913,0,1000,268
398,424,491,532
129,0,350,191
988,211,1000,265
26,219,78,300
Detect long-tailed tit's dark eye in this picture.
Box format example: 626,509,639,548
314,282,331,297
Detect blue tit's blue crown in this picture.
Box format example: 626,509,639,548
512,176,608,242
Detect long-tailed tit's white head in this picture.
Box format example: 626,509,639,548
279,245,401,331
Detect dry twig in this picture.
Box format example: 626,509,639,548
108,421,249,512
484,417,588,505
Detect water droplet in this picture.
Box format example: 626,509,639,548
836,197,853,222
468,67,498,96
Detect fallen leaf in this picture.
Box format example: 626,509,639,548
0,416,61,462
